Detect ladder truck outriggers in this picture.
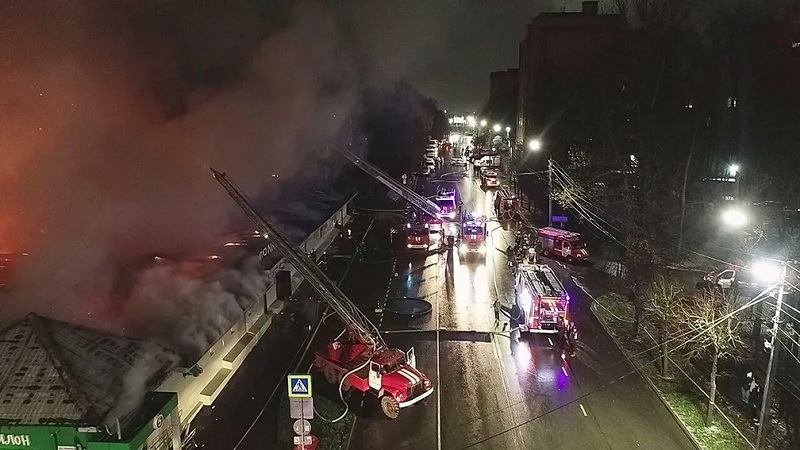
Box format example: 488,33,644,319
514,262,570,334
212,169,433,419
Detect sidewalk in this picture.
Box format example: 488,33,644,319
580,267,757,450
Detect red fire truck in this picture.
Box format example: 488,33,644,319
515,263,569,333
480,169,500,188
405,222,431,250
537,227,589,263
316,335,432,419
494,187,518,221
458,214,487,260
434,191,458,221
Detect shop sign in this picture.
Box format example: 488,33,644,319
0,434,30,447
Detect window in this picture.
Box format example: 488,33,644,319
792,42,800,49
727,96,738,108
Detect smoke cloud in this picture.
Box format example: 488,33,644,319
0,1,358,357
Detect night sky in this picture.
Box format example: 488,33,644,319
327,0,598,111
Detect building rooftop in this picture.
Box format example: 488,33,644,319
0,313,179,426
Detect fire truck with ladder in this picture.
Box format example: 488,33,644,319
514,263,570,333
212,169,433,419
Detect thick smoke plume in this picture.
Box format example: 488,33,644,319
0,1,357,358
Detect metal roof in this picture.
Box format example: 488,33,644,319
0,313,179,426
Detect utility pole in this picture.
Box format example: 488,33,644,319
548,157,553,227
756,262,788,449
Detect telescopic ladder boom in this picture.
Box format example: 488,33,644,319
337,148,442,219
211,168,386,350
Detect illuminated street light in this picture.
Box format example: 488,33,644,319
480,119,487,127
493,124,502,133
505,126,511,133
721,207,748,228
729,163,741,177
751,260,782,284
528,139,542,152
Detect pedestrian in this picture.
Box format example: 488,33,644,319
493,299,500,324
750,383,763,425
741,371,753,404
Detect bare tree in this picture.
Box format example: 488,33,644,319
644,276,683,378
678,289,746,426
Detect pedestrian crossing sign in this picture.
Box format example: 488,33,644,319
288,374,313,398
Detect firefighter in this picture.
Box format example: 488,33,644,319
561,321,578,357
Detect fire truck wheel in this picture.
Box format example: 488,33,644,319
380,395,400,419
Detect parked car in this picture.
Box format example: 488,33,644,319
697,266,762,296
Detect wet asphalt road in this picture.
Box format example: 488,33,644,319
348,164,695,450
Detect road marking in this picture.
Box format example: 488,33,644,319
562,367,569,377
548,338,553,346
436,255,442,450
580,403,588,417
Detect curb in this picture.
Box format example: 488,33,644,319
590,302,704,450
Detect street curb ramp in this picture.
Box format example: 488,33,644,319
589,302,703,450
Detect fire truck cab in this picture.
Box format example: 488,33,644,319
459,214,487,260
515,263,569,333
537,227,589,263
405,222,431,250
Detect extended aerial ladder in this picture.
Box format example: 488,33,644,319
211,168,385,350
337,148,442,219
212,169,434,419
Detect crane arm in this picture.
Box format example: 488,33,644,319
337,149,442,219
211,168,386,350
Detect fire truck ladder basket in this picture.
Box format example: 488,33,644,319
338,148,442,220
211,168,386,351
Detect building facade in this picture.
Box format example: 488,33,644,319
484,68,518,128
516,1,622,159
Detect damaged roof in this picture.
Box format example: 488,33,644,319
0,313,179,426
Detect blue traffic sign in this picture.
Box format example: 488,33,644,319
288,374,313,398
552,216,568,223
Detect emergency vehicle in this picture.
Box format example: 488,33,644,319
494,187,518,221
459,214,487,260
480,169,500,188
405,222,431,250
515,263,569,333
434,193,458,220
537,227,589,263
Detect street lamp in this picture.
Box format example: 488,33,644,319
493,124,502,133
721,207,748,228
728,163,740,177
479,119,487,127
525,138,552,226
